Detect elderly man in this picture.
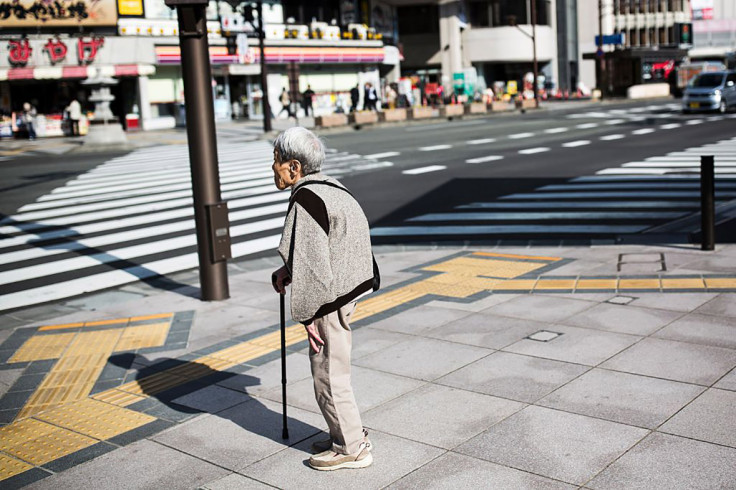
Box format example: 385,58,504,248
271,127,378,471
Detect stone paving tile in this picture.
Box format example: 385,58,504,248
424,313,548,350
539,259,607,276
152,398,325,471
217,353,312,396
386,452,575,490
714,367,736,391
563,303,682,336
675,255,736,273
503,325,641,366
630,293,718,312
260,365,425,415
659,388,736,448
362,383,524,450
588,432,736,490
171,385,251,414
538,368,704,429
456,405,648,486
188,305,276,341
653,313,736,349
367,305,473,336
437,351,589,403
484,296,596,323
354,337,492,381
349,327,415,360
601,337,736,385
201,473,273,489
424,293,520,313
26,439,229,490
241,430,444,490
693,293,736,318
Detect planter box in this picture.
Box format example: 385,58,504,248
349,111,379,125
315,113,348,127
465,102,488,115
409,106,433,119
440,105,464,118
378,108,408,122
490,101,513,112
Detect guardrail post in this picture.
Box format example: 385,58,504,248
700,155,715,251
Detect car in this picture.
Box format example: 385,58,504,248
682,71,736,113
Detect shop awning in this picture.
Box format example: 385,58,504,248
0,64,156,81
155,45,391,65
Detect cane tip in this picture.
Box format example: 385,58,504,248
282,429,290,439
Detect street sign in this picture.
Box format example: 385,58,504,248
595,33,625,45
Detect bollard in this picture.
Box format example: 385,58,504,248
700,155,715,251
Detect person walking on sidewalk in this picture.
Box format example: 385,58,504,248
278,87,293,118
22,102,37,140
66,99,81,136
271,127,379,471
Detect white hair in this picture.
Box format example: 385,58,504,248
273,127,325,175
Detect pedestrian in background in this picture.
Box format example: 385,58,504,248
349,84,360,112
66,99,81,136
22,102,37,140
270,127,379,471
278,88,293,118
363,82,378,111
302,85,315,117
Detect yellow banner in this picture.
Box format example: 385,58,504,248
118,0,143,17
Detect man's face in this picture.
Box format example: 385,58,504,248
272,149,295,190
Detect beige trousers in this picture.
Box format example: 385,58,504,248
310,301,364,455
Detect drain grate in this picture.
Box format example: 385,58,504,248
617,253,666,273
607,295,637,305
527,330,563,342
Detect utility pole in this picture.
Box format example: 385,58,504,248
165,0,231,301
598,0,606,99
531,0,539,108
257,0,272,132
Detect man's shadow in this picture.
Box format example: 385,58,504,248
108,352,321,447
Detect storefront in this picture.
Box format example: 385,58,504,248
0,37,156,138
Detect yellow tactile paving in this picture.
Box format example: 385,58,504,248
91,389,147,408
405,281,485,298
473,251,562,261
0,453,34,480
18,329,123,419
424,257,546,279
36,399,156,441
661,278,707,289
116,372,186,396
9,332,76,363
38,322,85,332
534,279,577,290
128,313,174,323
208,342,274,364
704,278,736,289
494,279,539,290
115,322,171,351
576,279,618,290
619,278,661,290
0,419,97,466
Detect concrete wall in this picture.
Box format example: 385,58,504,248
462,25,557,63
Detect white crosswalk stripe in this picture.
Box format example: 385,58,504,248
0,140,392,311
371,136,736,242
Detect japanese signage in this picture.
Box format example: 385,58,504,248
0,0,118,27
117,0,142,17
7,37,104,66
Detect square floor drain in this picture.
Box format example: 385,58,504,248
607,295,637,305
527,330,563,342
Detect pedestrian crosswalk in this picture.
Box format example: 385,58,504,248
371,136,736,241
0,141,392,311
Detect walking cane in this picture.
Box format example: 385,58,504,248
279,293,289,439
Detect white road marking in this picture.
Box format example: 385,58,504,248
631,128,656,135
419,145,452,151
600,134,625,141
364,151,400,159
466,138,496,145
509,132,535,139
604,119,625,125
562,140,591,148
466,155,504,164
544,127,569,134
576,123,599,129
402,165,447,175
660,123,682,130
686,119,704,125
519,147,550,154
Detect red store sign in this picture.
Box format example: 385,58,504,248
7,36,105,67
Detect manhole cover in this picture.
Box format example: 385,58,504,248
527,330,563,342
607,295,637,305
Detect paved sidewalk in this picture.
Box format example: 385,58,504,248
0,242,734,489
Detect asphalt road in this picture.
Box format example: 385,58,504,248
1,99,735,311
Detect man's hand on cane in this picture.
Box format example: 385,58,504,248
272,265,291,294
